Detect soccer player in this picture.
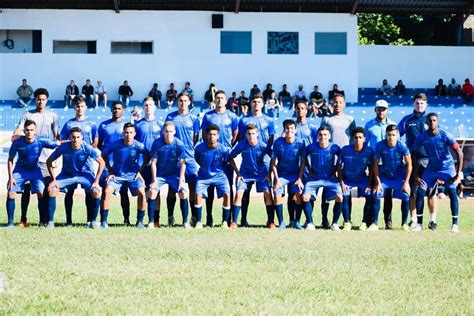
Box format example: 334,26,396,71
230,124,273,228
372,125,412,231
194,124,231,229
101,123,148,228
201,90,239,227
336,127,374,231
270,119,305,230
165,92,200,226
12,88,59,227
47,127,105,228
412,113,463,232
149,122,190,229
59,96,98,226
237,95,275,226
297,126,342,231
98,101,131,225
134,97,163,226
6,120,59,227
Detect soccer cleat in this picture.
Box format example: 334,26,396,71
124,219,132,227
5,223,15,229
428,221,438,230
168,216,175,227
343,222,352,231
321,220,330,230
221,221,228,229
47,221,55,229
267,223,277,230
330,223,341,231
206,219,214,228
278,222,286,230
195,222,204,229
65,223,73,228
401,224,410,232
190,216,197,227
147,222,155,229
451,224,459,233
100,221,109,229
154,221,161,228
90,221,99,229
136,222,145,229
359,222,368,231
18,220,29,228
411,224,423,232
183,222,192,229
409,221,418,230
294,221,303,230
240,219,249,228
229,222,238,229
385,221,393,230
288,220,295,229
306,223,316,231
367,224,379,231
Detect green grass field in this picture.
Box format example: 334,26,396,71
1,196,473,314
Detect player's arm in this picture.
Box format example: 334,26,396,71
295,158,306,191
93,156,105,188
150,158,157,188
12,115,27,141
193,132,199,146
136,153,150,180
229,156,243,186
7,156,16,190
101,153,114,179
336,163,348,193
373,158,383,193
268,157,278,188
231,129,239,147
46,151,60,191
91,137,99,148
268,135,274,148
402,154,412,195
452,142,464,183
178,158,186,191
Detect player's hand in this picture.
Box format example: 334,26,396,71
295,178,304,191
149,182,156,191
7,178,16,190
48,180,57,192
401,181,411,196
105,174,115,182
340,182,349,195
415,176,425,187
178,180,186,193
91,182,101,192
373,182,383,194
11,135,20,142
235,176,243,186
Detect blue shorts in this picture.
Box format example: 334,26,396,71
274,175,300,196
55,172,96,193
374,174,409,201
303,178,342,201
421,166,457,190
342,179,370,197
9,167,45,194
196,173,230,198
151,175,184,193
236,178,270,193
107,176,145,196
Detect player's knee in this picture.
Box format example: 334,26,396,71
90,188,101,199
335,195,343,203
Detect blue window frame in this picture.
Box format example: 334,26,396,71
220,31,252,54
314,32,347,55
267,32,298,54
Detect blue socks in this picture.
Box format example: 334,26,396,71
65,191,74,225
180,198,189,224
222,207,231,223
373,198,381,225
275,204,284,225
332,201,342,224
48,196,56,222
447,187,459,225
295,204,303,222
401,200,409,225
147,199,156,223
302,201,313,224
6,198,15,224
265,205,275,224
232,205,241,223
102,209,109,223
137,209,145,224
416,188,426,225
91,198,100,222
195,205,202,222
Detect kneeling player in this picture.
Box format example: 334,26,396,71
47,127,105,228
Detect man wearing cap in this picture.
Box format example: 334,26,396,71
364,99,397,229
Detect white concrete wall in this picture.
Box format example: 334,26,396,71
0,9,358,102
358,45,474,88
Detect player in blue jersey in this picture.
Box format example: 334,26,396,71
372,125,412,231
270,119,305,230
297,126,342,231
6,120,59,228
149,121,191,229
98,101,132,225
201,90,239,227
237,95,275,227
59,96,99,226
230,124,274,228
101,123,149,228
165,92,200,227
336,127,374,231
412,113,463,232
47,127,105,228
194,124,231,229
135,97,164,227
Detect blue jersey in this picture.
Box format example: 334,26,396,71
338,145,374,183
49,143,99,177
364,117,397,149
374,140,410,178
150,138,186,177
398,111,428,158
195,142,230,179
201,110,239,148
9,136,57,170
134,117,164,151
271,137,305,178
230,140,270,179
413,130,456,171
98,118,127,160
102,140,148,178
304,143,340,180
238,114,275,144
295,122,318,147
59,118,98,146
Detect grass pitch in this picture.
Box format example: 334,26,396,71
1,196,473,314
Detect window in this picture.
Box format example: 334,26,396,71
220,31,251,54
111,41,153,54
267,32,298,54
0,30,42,53
314,32,347,55
53,41,96,54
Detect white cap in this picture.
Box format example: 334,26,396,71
375,99,389,109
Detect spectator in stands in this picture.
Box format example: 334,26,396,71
16,79,34,108
393,80,406,96
379,79,393,95
264,91,281,118
278,84,292,105
249,84,261,99
293,84,307,108
81,79,94,108
204,83,217,110
328,84,345,102
309,85,323,103
94,80,107,108
237,91,249,116
448,78,461,97
64,80,79,109
118,80,133,108
461,78,473,103
181,82,194,107
311,98,332,118
227,91,240,116
434,79,448,97
166,83,177,109
148,83,162,108
262,83,275,103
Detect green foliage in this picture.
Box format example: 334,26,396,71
358,13,414,45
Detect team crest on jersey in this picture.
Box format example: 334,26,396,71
83,125,92,133
185,121,193,128
424,123,428,129
153,125,161,133
222,119,231,125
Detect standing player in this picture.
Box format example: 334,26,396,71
101,123,148,228
201,90,239,227
165,93,200,226
194,125,231,228
6,120,59,227
149,122,190,229
237,95,275,226
47,127,105,228
59,96,98,226
297,126,342,231
230,124,273,228
98,101,131,225
12,88,59,227
270,119,305,230
412,113,463,232
336,127,374,231
372,125,412,231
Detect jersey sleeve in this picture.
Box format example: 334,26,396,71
201,114,209,132
48,145,63,162
231,114,239,132
193,117,200,134
397,116,407,137
86,144,99,160
374,142,382,159
337,147,345,165
443,131,456,147
400,142,410,156
8,141,18,159
91,122,99,141
40,138,59,149
59,122,69,140
177,142,186,160
237,118,245,139
230,142,243,158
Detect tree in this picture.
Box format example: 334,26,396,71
357,13,414,45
